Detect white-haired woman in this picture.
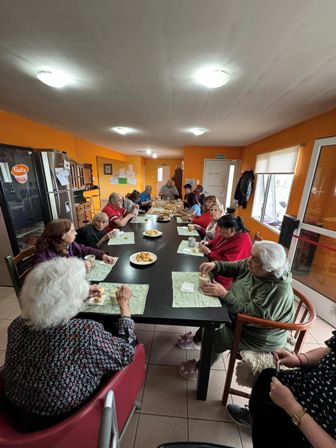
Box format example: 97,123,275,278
195,202,225,241
3,258,137,432
76,212,112,248
179,241,295,380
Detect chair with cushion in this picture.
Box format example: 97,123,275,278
222,288,316,405
0,344,145,448
4,246,36,303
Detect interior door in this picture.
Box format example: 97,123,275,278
203,159,240,207
288,137,336,326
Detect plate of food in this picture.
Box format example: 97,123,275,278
183,247,201,255
130,251,157,265
143,229,163,238
156,214,171,222
87,286,106,305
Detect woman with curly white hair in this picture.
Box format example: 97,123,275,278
3,258,137,432
179,241,295,380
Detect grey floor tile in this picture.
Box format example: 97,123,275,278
0,294,20,320
141,365,187,417
150,332,187,366
309,317,334,344
135,323,155,332
155,324,186,333
136,330,154,362
189,419,242,447
186,350,225,371
134,414,187,448
239,427,253,448
120,412,139,448
0,320,11,351
0,287,14,298
187,370,229,422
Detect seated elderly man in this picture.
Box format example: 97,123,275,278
3,258,137,431
179,241,294,380
102,192,137,231
159,179,179,200
139,185,152,211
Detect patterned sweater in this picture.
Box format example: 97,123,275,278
4,317,136,430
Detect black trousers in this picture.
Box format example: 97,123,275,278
250,369,308,448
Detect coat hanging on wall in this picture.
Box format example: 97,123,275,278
233,170,254,209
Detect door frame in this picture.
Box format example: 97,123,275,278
288,136,336,326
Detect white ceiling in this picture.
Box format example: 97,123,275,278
1,0,336,158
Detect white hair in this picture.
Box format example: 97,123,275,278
20,258,90,329
92,212,108,224
253,240,288,278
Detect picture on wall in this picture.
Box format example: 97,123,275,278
104,164,112,175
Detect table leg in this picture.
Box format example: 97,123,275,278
197,323,216,400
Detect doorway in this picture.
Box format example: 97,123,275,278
203,159,240,208
288,137,336,326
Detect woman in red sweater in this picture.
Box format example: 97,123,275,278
176,214,252,350
191,195,217,230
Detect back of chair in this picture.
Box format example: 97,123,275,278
222,288,316,405
4,246,35,301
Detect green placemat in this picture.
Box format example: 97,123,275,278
130,216,152,224
107,232,135,245
177,240,204,257
83,282,149,315
177,226,199,236
172,272,221,308
87,260,116,282
176,217,190,224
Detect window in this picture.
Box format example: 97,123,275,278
252,146,299,231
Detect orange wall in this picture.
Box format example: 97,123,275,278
183,146,244,186
145,158,183,197
240,107,336,241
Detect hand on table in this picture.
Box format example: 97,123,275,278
199,261,216,275
102,254,117,265
199,244,211,255
89,284,101,297
116,284,132,316
201,280,228,298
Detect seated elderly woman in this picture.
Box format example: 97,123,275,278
76,212,112,248
176,214,252,350
227,333,336,448
177,192,202,218
33,218,115,265
195,201,225,241
178,241,294,380
3,258,136,432
102,192,137,231
190,195,217,229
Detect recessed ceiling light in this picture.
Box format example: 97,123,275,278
36,70,72,88
190,128,207,136
152,153,158,159
112,127,133,135
146,149,152,155
195,67,230,88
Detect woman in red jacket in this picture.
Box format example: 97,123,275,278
176,214,252,350
191,195,217,230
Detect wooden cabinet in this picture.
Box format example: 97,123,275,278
75,202,92,228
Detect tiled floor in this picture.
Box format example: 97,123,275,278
0,286,334,447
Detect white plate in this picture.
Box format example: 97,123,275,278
130,252,157,265
143,230,163,238
87,295,107,306
183,247,200,255
156,217,171,222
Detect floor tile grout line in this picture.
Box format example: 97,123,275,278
136,410,234,423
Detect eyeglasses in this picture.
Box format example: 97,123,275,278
250,256,261,264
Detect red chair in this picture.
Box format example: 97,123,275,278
0,344,146,448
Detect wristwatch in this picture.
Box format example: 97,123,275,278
291,408,307,426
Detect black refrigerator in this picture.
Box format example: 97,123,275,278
0,143,76,286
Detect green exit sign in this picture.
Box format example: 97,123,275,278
216,154,225,159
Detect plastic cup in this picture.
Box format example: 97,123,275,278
198,274,210,287
111,229,120,238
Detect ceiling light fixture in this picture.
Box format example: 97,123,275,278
195,67,230,88
190,128,207,136
152,153,158,159
36,70,72,88
112,127,133,135
146,149,152,155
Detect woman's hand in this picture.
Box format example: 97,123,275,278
270,377,301,415
199,244,211,255
102,254,117,264
89,284,101,297
193,224,202,230
199,261,216,275
116,284,132,316
273,349,300,368
201,280,228,298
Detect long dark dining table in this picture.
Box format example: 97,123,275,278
80,215,230,400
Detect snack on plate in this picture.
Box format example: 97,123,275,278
157,214,170,221
145,229,160,236
135,252,154,262
94,295,104,304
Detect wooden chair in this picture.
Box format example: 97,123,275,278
4,247,36,303
222,288,316,405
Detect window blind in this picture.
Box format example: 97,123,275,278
255,146,299,174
